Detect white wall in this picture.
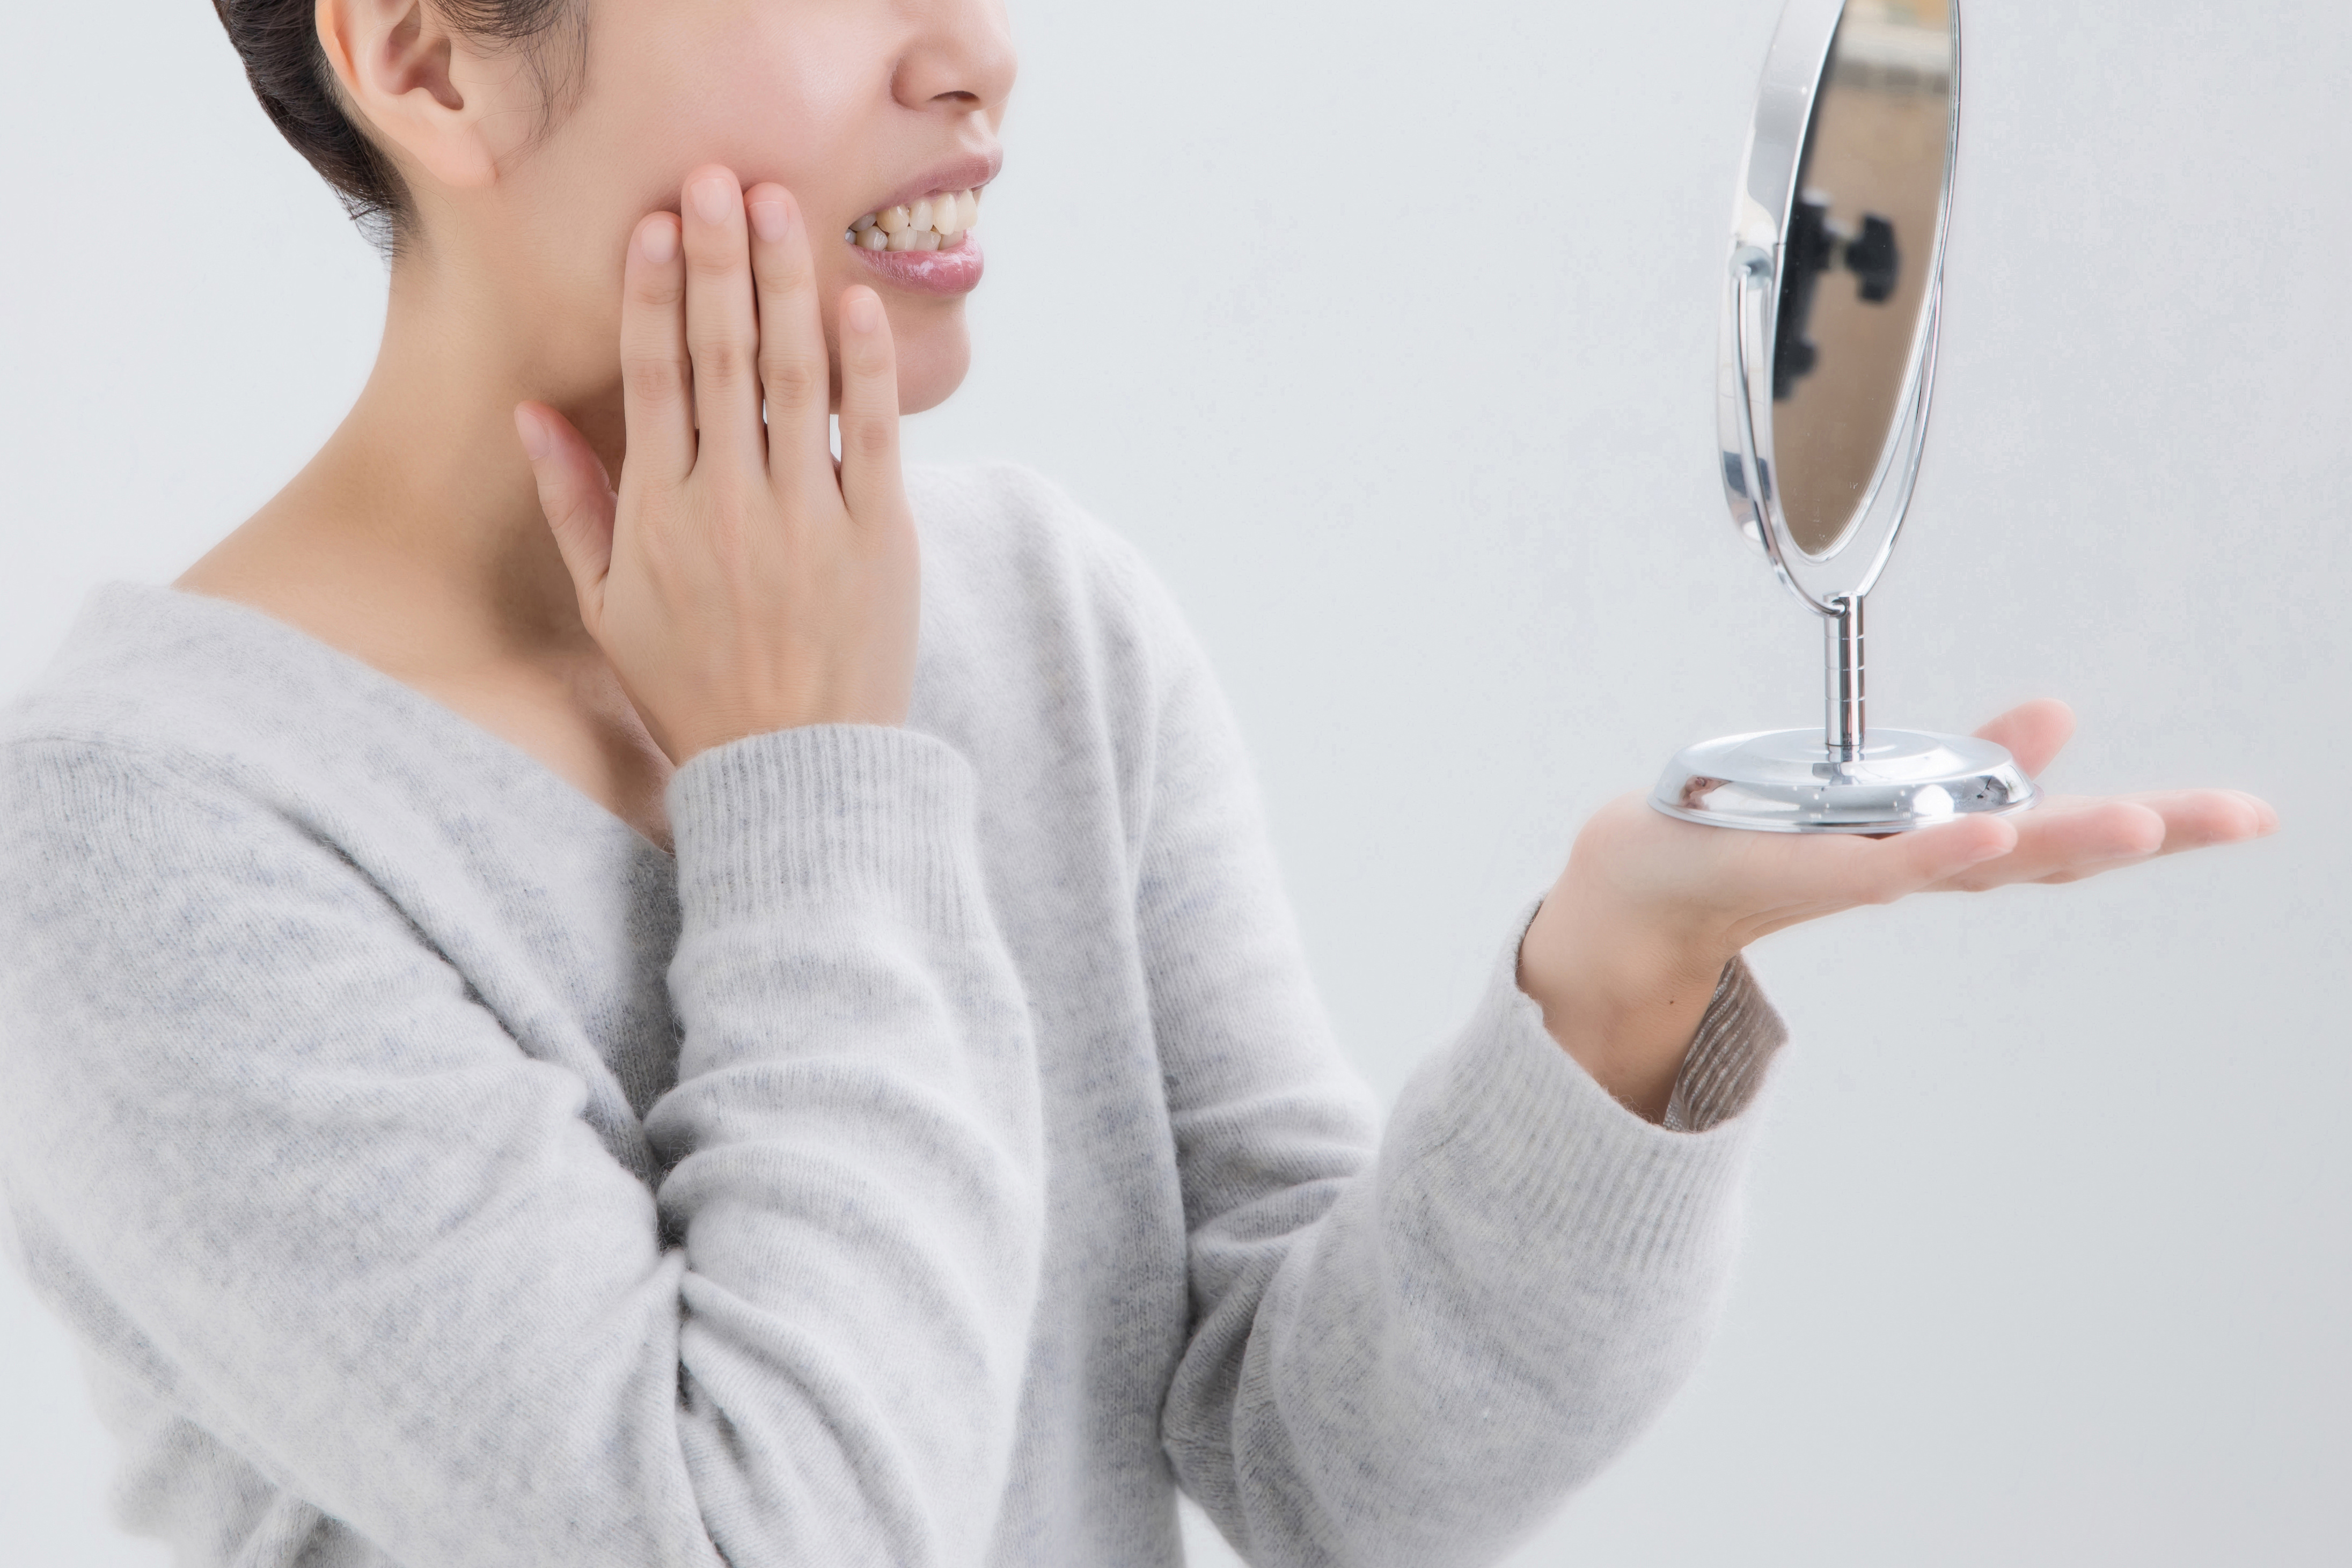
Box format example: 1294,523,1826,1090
3,1,2346,1563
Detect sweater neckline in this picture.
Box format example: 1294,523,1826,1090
94,580,679,869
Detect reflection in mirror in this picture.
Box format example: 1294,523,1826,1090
1772,0,1953,558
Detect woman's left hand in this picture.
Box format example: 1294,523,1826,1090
1516,699,2278,1120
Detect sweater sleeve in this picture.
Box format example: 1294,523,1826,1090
0,726,1043,1568
1123,574,1784,1566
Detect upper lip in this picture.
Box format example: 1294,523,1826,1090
861,149,1002,219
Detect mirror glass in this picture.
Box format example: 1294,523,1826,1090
1772,0,1953,558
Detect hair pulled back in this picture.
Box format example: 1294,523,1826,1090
210,0,581,248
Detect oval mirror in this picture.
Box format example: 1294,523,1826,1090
1716,0,1958,610
1774,0,1954,559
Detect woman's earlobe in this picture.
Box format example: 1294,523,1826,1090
314,0,503,192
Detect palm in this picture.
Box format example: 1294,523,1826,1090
1575,699,2276,954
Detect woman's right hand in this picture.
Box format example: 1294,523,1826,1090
513,165,919,764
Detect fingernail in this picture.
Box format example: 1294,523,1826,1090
1967,837,2012,864
844,290,880,332
749,198,791,243
690,175,735,226
512,405,549,460
640,218,677,264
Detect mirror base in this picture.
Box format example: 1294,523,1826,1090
1650,727,2038,834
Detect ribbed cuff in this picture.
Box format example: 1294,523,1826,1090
1401,902,1781,1277
665,725,984,932
1662,955,1787,1133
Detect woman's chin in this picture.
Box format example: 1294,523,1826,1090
889,314,972,417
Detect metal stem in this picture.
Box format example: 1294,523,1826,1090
1825,595,1865,759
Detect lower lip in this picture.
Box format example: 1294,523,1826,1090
848,235,985,297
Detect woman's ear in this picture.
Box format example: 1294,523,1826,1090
314,0,522,194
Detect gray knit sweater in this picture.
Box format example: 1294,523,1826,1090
0,463,1784,1568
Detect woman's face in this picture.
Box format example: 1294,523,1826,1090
464,0,1015,416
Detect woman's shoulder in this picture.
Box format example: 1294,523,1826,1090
5,584,266,775
0,592,289,904
1,581,455,840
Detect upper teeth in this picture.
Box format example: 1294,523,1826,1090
849,188,981,253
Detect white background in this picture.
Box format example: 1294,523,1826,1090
3,1,2347,1563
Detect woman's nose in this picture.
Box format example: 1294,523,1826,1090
892,0,1018,115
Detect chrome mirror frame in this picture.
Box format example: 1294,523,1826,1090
1652,0,2040,834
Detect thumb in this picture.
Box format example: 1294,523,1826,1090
513,402,617,627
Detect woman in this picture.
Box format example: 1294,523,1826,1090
0,1,2274,1566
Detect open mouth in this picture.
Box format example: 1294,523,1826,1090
846,188,981,253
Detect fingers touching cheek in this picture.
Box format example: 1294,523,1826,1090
618,213,692,483
743,184,834,483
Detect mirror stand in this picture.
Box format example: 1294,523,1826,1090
1827,594,1863,760
1653,591,2034,833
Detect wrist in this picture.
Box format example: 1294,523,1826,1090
1515,872,1738,1123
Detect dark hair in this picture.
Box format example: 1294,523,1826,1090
210,0,582,251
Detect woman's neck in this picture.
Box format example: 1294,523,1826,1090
182,247,628,677
177,245,680,849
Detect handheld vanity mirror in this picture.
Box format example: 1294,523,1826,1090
1652,0,2038,832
